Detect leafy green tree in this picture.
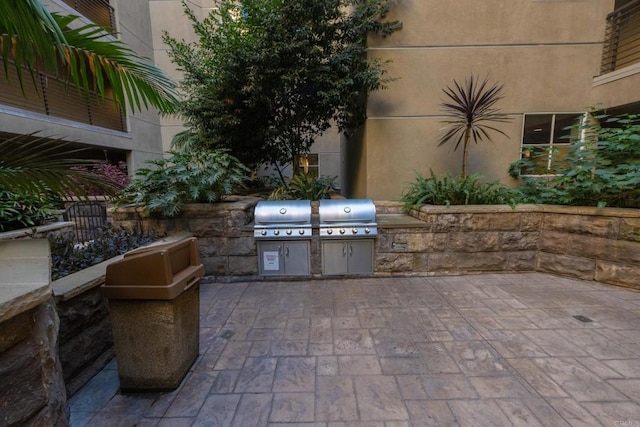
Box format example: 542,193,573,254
438,76,510,177
164,0,401,180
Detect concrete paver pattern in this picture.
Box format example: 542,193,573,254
69,273,640,426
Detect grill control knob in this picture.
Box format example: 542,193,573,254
339,228,346,234
327,229,333,235
352,227,358,234
274,230,280,236
364,227,371,234
261,230,267,236
298,229,305,235
286,229,292,235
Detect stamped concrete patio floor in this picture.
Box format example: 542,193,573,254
69,273,640,426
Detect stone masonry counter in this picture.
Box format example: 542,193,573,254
0,239,68,426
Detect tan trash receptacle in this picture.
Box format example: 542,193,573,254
102,237,204,392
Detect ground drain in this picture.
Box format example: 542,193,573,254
573,315,593,323
220,330,235,339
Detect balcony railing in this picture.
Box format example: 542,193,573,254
61,0,116,30
0,66,126,132
601,0,640,74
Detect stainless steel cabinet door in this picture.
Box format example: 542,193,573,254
257,241,285,276
282,241,310,276
347,240,374,274
322,241,349,275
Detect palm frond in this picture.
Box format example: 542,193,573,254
0,133,118,196
0,0,178,114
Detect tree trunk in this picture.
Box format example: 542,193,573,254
461,127,471,177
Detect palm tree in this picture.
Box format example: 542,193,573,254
0,0,179,196
438,76,510,177
0,0,178,114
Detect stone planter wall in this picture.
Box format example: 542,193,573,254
112,200,640,289
378,205,541,276
111,197,260,279
535,206,640,288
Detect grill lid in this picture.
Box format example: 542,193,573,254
254,200,312,239
318,199,377,237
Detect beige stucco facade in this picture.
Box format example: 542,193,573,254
2,0,638,195
345,0,640,200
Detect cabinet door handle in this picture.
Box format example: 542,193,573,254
279,246,283,256
285,245,290,256
343,243,347,256
349,243,353,256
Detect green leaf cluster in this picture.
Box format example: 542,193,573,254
163,0,401,171
268,173,336,201
511,113,640,208
116,149,248,217
0,190,60,232
401,170,520,212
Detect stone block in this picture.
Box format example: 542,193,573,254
108,282,200,391
595,261,640,290
536,252,595,280
520,213,543,231
620,218,640,242
201,256,228,276
390,232,447,252
499,232,539,251
375,253,415,272
506,251,537,271
460,213,520,231
228,256,258,276
457,252,508,271
542,213,620,238
447,232,500,252
539,231,571,254
426,252,458,272
0,337,47,425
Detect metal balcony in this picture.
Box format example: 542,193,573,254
61,0,116,31
601,0,640,74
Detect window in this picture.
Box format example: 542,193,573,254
294,153,319,177
520,113,584,175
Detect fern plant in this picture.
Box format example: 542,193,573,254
401,170,520,211
116,149,248,217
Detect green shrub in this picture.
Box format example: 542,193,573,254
0,190,61,232
116,149,248,217
401,170,520,212
49,223,160,280
268,173,336,200
510,113,640,208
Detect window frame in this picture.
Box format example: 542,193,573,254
519,112,586,176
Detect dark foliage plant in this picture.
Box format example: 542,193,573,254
49,223,160,280
510,113,640,208
401,170,521,212
438,76,511,177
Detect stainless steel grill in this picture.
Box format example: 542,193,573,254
318,199,377,238
253,200,312,239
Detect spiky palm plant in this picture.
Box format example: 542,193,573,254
438,76,510,177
